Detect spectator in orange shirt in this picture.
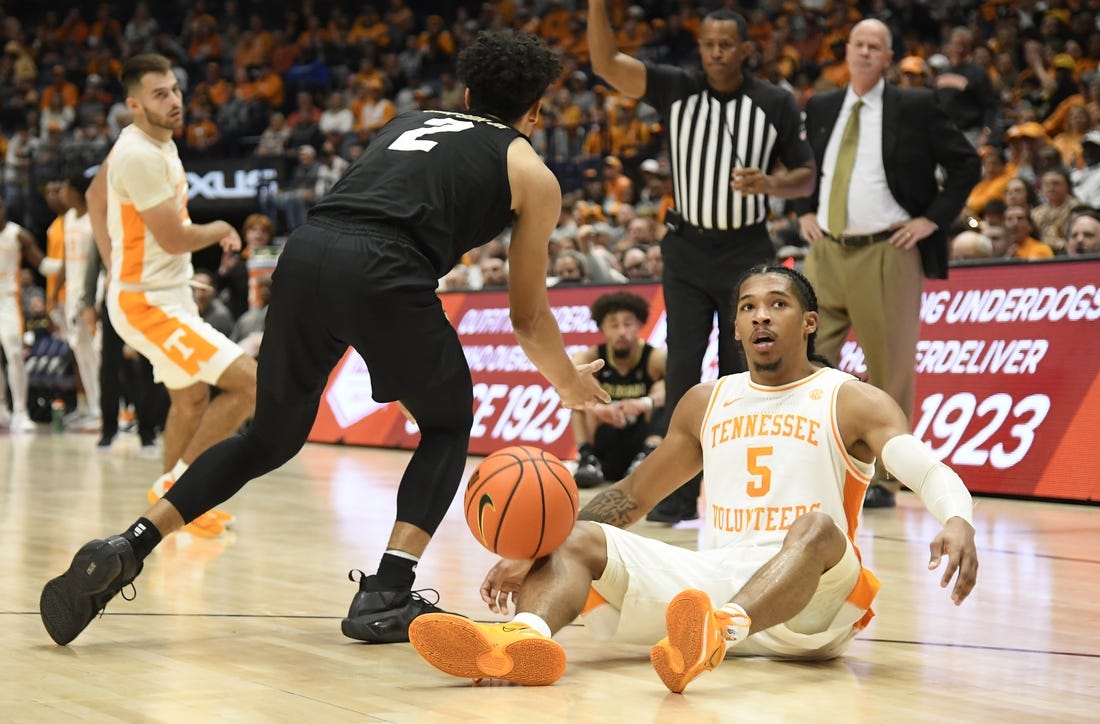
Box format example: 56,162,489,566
419,14,455,75
348,6,390,51
965,146,1014,218
356,79,396,141
189,16,222,68
253,62,287,110
56,8,90,47
608,99,651,160
236,14,274,69
602,155,634,206
88,2,123,48
1005,204,1055,259
1052,104,1091,170
184,103,220,157
615,5,653,56
40,65,80,112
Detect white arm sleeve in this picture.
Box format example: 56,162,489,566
880,434,974,526
38,256,62,276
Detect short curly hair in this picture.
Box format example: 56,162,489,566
457,30,562,124
591,291,650,327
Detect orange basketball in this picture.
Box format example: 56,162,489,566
464,446,579,559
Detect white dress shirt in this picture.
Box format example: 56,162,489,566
817,79,911,235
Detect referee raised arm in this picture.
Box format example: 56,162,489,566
588,4,816,523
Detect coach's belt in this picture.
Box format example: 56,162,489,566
828,230,893,247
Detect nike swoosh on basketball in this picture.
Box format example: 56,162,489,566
477,494,495,542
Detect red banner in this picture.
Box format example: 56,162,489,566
309,259,1100,503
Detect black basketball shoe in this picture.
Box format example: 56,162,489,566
341,570,446,644
40,536,143,645
574,453,605,489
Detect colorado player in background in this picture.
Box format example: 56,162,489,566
409,265,978,693
41,31,609,648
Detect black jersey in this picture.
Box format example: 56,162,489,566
309,110,524,276
595,343,658,401
642,67,812,231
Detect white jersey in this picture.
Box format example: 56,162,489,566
699,367,874,552
106,124,193,290
63,208,95,305
0,220,27,298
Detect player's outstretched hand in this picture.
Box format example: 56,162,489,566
558,359,612,410
481,557,537,614
219,227,242,254
928,517,978,605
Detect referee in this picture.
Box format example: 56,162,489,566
588,5,816,523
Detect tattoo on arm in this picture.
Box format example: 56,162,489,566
578,488,639,527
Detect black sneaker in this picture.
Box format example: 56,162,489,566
625,445,657,477
40,536,143,645
645,496,700,524
574,453,605,489
341,570,445,644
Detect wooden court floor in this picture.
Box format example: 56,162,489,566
3,432,1098,722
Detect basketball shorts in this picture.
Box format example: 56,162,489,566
107,284,244,390
257,220,468,405
580,523,865,660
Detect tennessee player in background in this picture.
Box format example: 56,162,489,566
1,196,59,433
409,264,978,693
86,54,257,536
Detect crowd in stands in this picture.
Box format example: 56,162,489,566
2,0,1100,314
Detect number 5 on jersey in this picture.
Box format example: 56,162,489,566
388,118,475,152
747,446,773,497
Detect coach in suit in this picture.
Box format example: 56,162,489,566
793,19,980,508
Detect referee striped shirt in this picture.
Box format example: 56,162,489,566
643,67,812,231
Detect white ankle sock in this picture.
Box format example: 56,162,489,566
170,459,189,480
718,602,752,642
511,612,551,638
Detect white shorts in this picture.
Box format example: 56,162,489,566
580,523,866,660
107,285,243,390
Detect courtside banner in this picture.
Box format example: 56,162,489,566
309,259,1099,502
838,259,1100,502
308,286,668,458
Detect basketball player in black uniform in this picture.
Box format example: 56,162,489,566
39,30,610,647
571,291,666,488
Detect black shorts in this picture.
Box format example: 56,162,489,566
257,220,469,404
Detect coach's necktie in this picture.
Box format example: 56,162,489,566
828,98,863,236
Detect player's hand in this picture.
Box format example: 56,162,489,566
888,217,937,249
731,167,768,196
81,306,98,329
592,401,629,428
928,517,978,605
798,213,825,243
219,227,242,254
480,557,537,614
558,359,612,410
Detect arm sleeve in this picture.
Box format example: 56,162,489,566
880,434,973,526
110,146,176,212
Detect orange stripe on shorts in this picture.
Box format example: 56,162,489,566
118,290,219,375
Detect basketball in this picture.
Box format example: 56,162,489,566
464,446,579,559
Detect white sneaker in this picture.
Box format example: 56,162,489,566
72,415,102,433
10,411,38,434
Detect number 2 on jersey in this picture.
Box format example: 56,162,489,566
746,446,773,497
388,117,475,152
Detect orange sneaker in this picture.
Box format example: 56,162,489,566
181,511,226,538
409,614,566,686
148,473,236,528
650,589,747,694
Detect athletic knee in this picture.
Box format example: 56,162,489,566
170,385,209,416
786,511,844,554
552,521,607,576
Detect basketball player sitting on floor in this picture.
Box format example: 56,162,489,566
409,265,979,693
571,291,666,488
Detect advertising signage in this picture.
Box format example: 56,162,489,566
309,259,1100,503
